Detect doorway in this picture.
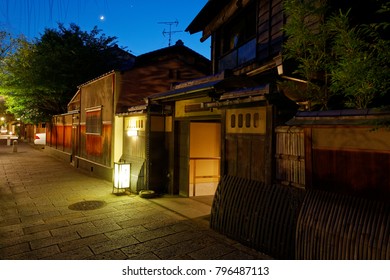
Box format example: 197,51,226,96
189,122,221,197
174,121,221,197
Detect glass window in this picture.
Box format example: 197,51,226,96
86,109,102,135
221,4,256,54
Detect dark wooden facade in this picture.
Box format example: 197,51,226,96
285,110,390,201
148,75,223,195
49,72,116,178
274,110,390,259
186,0,296,186
79,73,115,168
47,114,73,154
118,43,211,193
184,0,390,259
50,42,211,184
222,104,275,184
116,41,211,113
187,0,284,75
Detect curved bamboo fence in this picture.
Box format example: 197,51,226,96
210,175,305,259
296,189,390,259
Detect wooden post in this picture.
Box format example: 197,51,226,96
304,127,313,189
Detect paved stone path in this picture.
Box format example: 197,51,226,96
0,142,271,260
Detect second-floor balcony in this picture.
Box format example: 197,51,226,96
218,38,256,72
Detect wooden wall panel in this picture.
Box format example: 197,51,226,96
86,134,102,156
174,121,190,196
225,134,266,182
116,57,210,112
149,131,167,192
225,136,237,176
257,0,284,61
275,127,305,188
251,137,265,181
237,137,252,179
63,125,72,152
312,149,390,200
56,125,64,149
80,124,112,167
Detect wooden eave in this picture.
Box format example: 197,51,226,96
286,109,390,126
150,80,221,102
181,85,270,111
116,105,148,117
186,0,231,34
77,70,115,88
67,89,81,108
149,72,260,103
186,0,253,42
149,72,227,102
219,84,269,101
134,44,210,69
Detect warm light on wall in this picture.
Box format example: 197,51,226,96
113,161,130,193
126,116,145,137
127,129,138,137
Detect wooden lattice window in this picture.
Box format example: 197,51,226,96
86,107,102,135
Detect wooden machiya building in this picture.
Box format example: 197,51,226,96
48,41,210,184
132,0,301,259
116,41,211,193
147,0,389,259
147,72,274,197
183,0,297,187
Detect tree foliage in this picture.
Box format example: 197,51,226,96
282,0,331,109
282,0,390,110
0,30,19,116
0,23,123,123
0,31,16,60
328,10,390,109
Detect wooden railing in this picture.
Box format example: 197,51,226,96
189,157,220,196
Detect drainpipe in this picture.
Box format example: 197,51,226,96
145,98,151,190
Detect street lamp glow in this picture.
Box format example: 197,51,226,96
113,161,130,193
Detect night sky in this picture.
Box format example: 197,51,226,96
0,0,211,58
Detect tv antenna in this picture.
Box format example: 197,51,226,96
158,20,183,46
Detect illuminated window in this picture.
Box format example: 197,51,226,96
86,108,102,135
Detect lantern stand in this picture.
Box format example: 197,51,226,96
113,161,131,194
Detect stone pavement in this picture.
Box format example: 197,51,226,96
0,142,271,260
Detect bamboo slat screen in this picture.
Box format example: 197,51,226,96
211,175,305,259
275,126,305,188
296,189,390,259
